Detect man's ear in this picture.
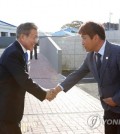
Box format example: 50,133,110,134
93,34,100,42
20,34,25,41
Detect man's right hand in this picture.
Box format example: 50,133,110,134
45,86,62,101
45,89,56,101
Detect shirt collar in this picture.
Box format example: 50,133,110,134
17,39,27,53
98,40,106,56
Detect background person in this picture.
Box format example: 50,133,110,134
30,42,38,59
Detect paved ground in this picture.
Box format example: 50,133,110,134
76,83,99,100
0,48,104,134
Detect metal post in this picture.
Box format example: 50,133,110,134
109,12,112,30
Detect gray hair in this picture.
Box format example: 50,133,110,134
16,22,38,39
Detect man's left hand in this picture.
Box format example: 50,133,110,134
103,97,117,107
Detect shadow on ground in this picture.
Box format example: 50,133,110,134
62,70,99,100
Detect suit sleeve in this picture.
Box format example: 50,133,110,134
3,51,46,101
112,52,120,105
61,55,90,92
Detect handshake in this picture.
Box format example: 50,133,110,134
45,86,62,101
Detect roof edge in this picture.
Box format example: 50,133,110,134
0,20,17,27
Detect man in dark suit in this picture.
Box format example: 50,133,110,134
53,21,120,134
0,22,55,134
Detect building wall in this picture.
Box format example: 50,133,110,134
105,19,120,44
105,30,120,44
40,36,62,73
0,37,16,48
52,35,87,70
52,27,120,71
0,22,16,37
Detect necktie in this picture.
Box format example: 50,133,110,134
95,53,101,77
24,52,28,63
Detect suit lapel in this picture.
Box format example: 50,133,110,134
100,41,111,84
15,41,28,72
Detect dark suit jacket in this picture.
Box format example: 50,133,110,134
0,41,46,123
61,41,120,113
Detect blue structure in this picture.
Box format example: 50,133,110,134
63,27,78,33
52,27,78,36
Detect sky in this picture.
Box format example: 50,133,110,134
0,0,120,32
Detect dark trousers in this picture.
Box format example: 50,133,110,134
0,122,22,134
104,110,120,134
30,47,37,59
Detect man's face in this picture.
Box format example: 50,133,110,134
21,29,38,51
81,34,97,52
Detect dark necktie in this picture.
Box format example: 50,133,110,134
24,52,28,63
95,53,101,77
24,52,28,72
